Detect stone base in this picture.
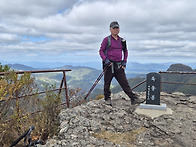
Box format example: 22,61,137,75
135,106,173,119
136,103,173,119
139,103,167,111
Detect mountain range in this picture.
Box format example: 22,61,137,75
2,62,196,96
4,62,171,91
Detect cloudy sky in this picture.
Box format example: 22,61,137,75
0,0,196,65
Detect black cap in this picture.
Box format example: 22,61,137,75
110,21,119,28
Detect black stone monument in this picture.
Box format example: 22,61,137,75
146,72,161,105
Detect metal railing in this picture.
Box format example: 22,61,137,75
0,69,71,107
0,69,71,123
131,71,196,91
159,71,196,87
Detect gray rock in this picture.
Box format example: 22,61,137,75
40,92,196,147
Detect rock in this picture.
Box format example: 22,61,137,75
167,63,193,72
172,92,186,96
40,92,196,147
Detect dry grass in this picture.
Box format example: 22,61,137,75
93,127,146,146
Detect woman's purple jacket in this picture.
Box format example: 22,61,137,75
99,35,128,63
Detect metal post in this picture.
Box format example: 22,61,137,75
15,90,20,120
58,77,64,95
63,71,70,108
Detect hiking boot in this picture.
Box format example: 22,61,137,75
131,98,142,105
130,95,143,105
105,99,112,106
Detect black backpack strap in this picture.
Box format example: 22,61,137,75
103,35,111,69
120,37,127,51
104,35,111,57
107,35,111,49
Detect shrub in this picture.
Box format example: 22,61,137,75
0,69,62,146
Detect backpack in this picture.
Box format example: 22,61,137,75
105,35,127,57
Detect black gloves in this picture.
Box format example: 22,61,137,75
104,59,126,68
121,60,126,67
104,58,112,66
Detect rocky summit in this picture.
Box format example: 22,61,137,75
38,92,196,147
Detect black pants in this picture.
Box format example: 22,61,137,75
104,64,136,100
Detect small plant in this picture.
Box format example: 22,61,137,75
0,70,39,146
0,63,10,80
0,68,63,146
0,63,10,72
95,94,104,100
39,83,62,139
69,88,86,107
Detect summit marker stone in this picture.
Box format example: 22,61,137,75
140,72,167,111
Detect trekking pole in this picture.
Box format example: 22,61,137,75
10,126,35,147
9,126,43,147
84,66,108,100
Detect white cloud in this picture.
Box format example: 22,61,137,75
0,33,21,43
0,0,78,18
0,0,196,64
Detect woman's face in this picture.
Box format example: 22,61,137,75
110,27,120,35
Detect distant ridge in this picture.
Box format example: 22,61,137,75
55,65,96,70
167,63,193,71
3,62,196,95
8,63,36,71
